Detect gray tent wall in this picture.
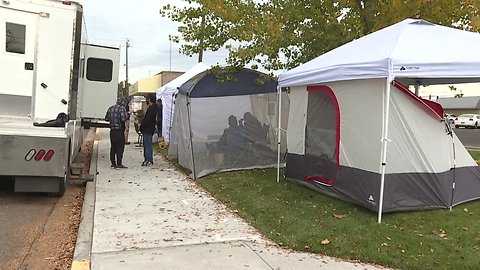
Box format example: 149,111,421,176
284,78,480,213
168,68,289,179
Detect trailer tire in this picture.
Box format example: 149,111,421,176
57,175,67,196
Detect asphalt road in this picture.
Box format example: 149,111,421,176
0,188,58,268
0,129,92,269
454,127,480,149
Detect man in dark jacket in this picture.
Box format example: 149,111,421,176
140,93,157,166
105,98,128,169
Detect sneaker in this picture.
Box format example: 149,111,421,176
141,161,147,166
125,141,131,145
111,164,116,169
145,161,153,166
117,164,128,169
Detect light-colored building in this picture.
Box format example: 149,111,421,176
436,96,480,116
129,71,183,96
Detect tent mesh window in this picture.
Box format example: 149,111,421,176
304,87,339,185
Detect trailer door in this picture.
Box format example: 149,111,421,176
79,44,120,120
0,7,38,117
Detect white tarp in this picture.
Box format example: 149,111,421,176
156,62,210,142
279,19,480,87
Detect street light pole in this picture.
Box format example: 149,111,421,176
124,38,130,98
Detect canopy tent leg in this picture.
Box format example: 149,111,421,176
276,86,283,183
449,128,457,211
378,61,394,224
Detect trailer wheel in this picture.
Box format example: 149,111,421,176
58,175,67,196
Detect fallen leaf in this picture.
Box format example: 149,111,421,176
321,239,330,245
464,208,469,212
333,213,348,219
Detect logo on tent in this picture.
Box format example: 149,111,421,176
368,195,376,205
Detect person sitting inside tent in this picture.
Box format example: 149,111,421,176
240,112,268,143
217,115,247,165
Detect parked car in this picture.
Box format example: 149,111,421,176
445,113,456,124
454,114,480,128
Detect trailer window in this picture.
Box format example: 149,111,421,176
86,58,113,82
6,22,26,54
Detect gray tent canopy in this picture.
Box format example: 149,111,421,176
168,68,289,179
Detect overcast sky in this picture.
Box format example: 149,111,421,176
79,0,478,97
79,0,228,83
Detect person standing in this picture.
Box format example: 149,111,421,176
141,93,157,166
105,98,129,169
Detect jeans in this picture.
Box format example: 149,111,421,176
110,129,125,166
143,133,153,163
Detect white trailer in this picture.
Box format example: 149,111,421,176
0,0,119,195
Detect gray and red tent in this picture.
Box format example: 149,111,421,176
277,19,480,222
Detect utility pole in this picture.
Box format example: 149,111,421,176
124,38,130,98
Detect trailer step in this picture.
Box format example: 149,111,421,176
70,163,85,169
70,174,95,182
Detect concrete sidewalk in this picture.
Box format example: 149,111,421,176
84,128,387,270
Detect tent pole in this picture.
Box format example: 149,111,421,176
449,130,457,211
186,95,197,180
378,60,393,224
168,92,175,143
276,85,282,183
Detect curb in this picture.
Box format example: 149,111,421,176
71,131,99,270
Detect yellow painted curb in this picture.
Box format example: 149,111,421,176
71,259,90,270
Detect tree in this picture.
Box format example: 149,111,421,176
449,85,465,98
161,0,480,71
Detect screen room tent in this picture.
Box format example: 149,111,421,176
168,68,289,179
278,19,480,222
156,62,210,143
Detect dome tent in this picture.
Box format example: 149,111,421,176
168,67,289,179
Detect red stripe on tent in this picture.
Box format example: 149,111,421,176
306,85,340,186
392,81,444,120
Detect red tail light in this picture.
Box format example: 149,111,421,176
34,149,46,161
44,150,54,161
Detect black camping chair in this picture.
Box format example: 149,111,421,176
134,122,143,147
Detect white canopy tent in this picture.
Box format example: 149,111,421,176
278,19,480,223
280,19,480,87
156,62,210,143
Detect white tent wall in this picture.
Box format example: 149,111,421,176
171,95,194,172
387,85,453,173
286,86,308,156
329,79,384,173
160,91,176,143
284,78,480,212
